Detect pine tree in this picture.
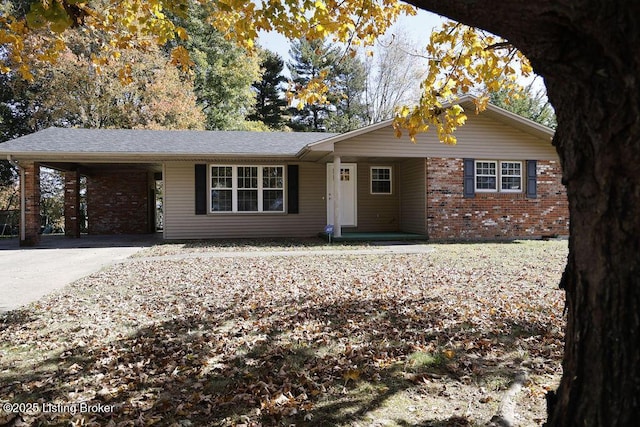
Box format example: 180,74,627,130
324,53,367,132
287,38,340,131
247,50,288,130
287,38,366,132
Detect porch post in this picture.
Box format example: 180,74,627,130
20,161,41,246
64,170,81,238
333,155,342,238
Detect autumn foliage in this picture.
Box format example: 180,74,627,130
1,0,533,141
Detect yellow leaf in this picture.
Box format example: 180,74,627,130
343,369,361,382
176,26,188,41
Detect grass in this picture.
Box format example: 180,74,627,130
0,239,567,426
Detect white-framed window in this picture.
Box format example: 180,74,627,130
475,161,497,191
500,161,522,192
262,166,284,212
475,160,522,193
210,165,284,213
370,166,392,194
210,166,233,211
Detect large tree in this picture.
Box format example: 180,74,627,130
2,30,205,130
287,38,340,131
363,29,428,124
247,49,288,130
288,38,367,132
169,4,261,130
3,1,640,424
324,52,367,132
404,1,640,424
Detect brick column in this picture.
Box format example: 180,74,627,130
64,170,81,238
20,161,41,246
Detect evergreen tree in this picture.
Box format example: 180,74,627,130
324,53,367,132
287,38,366,132
247,50,288,130
287,38,340,131
170,4,261,130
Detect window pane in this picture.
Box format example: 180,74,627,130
372,181,391,194
373,168,390,180
502,176,522,190
371,167,392,194
263,167,283,189
263,190,284,212
501,162,522,191
476,176,497,190
238,167,258,189
211,189,232,211
211,166,232,189
475,161,497,190
238,190,258,211
501,162,521,175
476,161,496,176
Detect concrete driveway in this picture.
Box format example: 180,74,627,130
0,234,160,313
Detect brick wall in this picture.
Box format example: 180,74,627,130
86,170,151,235
64,170,80,238
426,158,569,240
20,161,41,246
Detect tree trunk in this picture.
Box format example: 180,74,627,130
407,0,640,424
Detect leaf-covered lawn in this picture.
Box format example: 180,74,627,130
0,240,567,426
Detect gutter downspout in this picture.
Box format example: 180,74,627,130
7,155,25,241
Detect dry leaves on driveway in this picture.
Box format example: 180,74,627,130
0,240,567,426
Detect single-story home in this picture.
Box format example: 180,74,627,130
0,96,569,246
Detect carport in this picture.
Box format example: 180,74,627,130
13,160,160,246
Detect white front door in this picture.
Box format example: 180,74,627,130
327,163,357,227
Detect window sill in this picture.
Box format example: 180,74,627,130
208,212,288,215
475,192,525,199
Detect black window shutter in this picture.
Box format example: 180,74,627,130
195,164,207,215
287,165,299,214
463,158,475,198
526,160,537,198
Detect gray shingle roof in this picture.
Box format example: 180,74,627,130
0,127,337,157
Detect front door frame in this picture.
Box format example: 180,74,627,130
327,162,358,228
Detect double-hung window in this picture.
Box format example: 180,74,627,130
210,166,233,211
210,165,284,213
262,166,284,212
500,161,522,192
237,166,259,211
370,166,392,194
474,160,522,193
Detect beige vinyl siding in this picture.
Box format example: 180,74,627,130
163,162,326,239
333,113,557,160
399,158,427,235
349,162,400,232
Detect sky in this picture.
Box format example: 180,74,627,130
257,8,546,93
257,9,447,65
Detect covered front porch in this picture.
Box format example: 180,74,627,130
320,155,428,239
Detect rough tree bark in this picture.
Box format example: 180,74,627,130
406,1,640,425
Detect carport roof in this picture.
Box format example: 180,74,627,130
0,127,338,158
